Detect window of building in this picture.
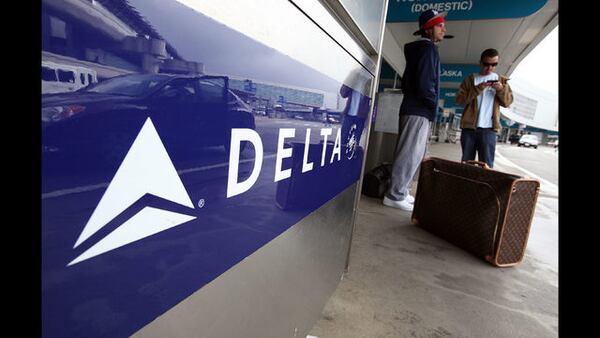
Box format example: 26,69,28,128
42,66,57,82
57,70,75,83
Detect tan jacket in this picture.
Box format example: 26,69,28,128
456,74,513,131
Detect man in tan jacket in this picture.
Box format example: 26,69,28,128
456,48,513,168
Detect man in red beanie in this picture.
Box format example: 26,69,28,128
383,9,448,211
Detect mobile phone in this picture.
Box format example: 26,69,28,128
486,79,499,84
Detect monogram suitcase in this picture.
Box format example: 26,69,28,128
411,157,540,267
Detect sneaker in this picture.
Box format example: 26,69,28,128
383,196,414,211
405,194,415,204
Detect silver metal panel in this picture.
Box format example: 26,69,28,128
343,0,389,271
336,0,387,51
292,0,378,75
133,183,358,338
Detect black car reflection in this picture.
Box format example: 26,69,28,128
42,73,255,166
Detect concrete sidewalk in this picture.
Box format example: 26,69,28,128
308,142,558,338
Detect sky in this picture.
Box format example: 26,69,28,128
509,26,558,96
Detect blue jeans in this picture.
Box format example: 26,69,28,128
460,128,497,168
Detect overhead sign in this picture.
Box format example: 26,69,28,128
387,0,548,22
441,64,480,83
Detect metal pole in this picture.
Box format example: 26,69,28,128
344,0,390,273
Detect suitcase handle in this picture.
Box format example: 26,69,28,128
464,160,489,169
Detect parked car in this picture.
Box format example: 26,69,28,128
518,134,539,149
42,73,255,165
548,139,559,148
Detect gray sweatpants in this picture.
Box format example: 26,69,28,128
386,114,430,201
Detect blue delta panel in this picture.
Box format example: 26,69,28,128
41,1,371,337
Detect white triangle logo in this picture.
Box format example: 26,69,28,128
68,118,196,266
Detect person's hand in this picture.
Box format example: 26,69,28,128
477,83,490,91
492,82,504,91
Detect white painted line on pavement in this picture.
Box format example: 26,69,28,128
495,149,558,196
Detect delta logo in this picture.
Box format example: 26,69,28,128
68,118,355,266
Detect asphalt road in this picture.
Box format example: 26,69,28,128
496,143,558,187
495,142,558,270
